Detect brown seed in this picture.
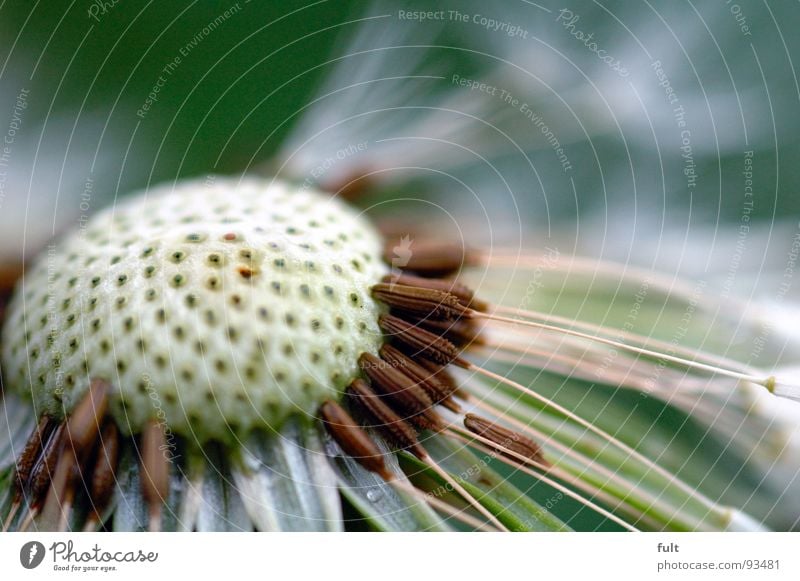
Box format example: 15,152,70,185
379,344,461,412
347,379,426,458
383,240,479,277
65,378,110,452
0,264,22,296
325,170,377,202
464,414,547,466
319,400,392,480
379,314,465,367
358,353,442,430
141,420,170,530
371,283,467,321
89,422,120,518
415,357,465,399
27,423,66,506
417,317,485,348
32,382,112,529
37,443,80,529
13,416,56,494
381,273,487,311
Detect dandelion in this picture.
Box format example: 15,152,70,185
1,2,799,533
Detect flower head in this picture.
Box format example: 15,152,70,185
2,178,387,441
1,174,798,532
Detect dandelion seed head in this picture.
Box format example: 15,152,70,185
1,177,388,440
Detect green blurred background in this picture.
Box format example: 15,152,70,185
1,1,350,183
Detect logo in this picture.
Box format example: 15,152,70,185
388,235,414,291
19,541,46,569
391,235,414,270
392,235,414,268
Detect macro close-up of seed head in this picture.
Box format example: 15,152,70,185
2,1,800,555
